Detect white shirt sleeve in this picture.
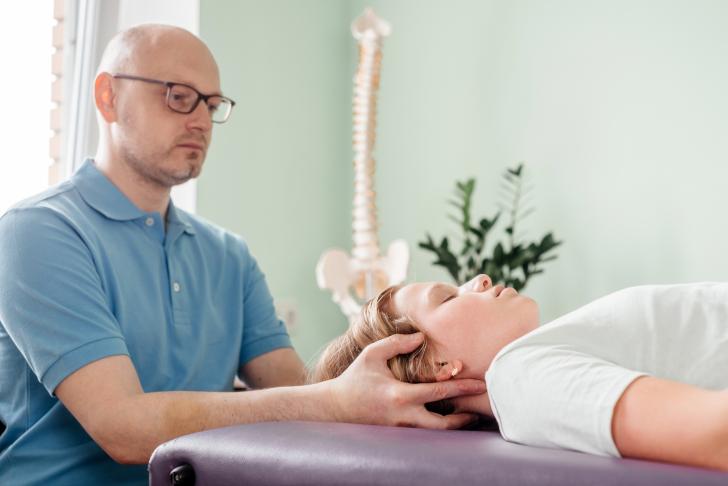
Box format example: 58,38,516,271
486,344,647,457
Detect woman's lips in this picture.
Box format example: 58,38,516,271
493,285,519,298
501,287,519,297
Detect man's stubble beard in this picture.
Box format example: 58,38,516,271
120,143,203,189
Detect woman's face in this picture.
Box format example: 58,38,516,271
391,274,539,380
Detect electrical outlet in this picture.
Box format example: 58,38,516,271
275,299,298,329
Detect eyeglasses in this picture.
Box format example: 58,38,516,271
111,73,236,124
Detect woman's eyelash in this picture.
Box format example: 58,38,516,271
443,294,456,303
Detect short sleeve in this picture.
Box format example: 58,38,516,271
0,209,128,395
486,345,646,457
238,249,292,366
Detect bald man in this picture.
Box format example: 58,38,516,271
0,24,485,484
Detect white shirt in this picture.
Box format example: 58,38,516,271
485,282,728,457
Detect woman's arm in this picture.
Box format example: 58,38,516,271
612,376,728,471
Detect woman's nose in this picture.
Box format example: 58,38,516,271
464,274,491,292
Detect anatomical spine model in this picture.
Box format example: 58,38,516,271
316,8,409,322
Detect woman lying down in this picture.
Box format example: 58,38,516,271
312,275,728,472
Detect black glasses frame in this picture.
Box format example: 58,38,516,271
111,73,236,123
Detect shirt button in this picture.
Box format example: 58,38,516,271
172,281,181,293
145,217,154,227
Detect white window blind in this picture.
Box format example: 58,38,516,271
0,1,55,215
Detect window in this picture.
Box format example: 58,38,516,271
0,0,55,215
0,0,201,216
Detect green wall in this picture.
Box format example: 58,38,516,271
197,1,353,364
199,0,728,363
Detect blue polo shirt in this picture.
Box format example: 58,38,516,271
0,159,293,485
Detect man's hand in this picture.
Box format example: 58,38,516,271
325,332,486,429
449,390,493,417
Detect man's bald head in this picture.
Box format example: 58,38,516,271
93,24,223,193
97,24,219,86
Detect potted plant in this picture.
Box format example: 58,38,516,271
419,164,561,291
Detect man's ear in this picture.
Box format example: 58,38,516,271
94,72,117,123
433,359,464,382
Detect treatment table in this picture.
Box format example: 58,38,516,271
148,421,728,485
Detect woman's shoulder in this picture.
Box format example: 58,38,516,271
488,281,728,380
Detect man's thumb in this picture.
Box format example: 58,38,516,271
364,332,424,362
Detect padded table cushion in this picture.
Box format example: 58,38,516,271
149,421,728,485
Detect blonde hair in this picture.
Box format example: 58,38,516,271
310,286,439,384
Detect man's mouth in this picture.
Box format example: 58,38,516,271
177,143,204,151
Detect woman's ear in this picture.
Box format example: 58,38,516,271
434,359,464,382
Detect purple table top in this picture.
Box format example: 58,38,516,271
149,421,728,485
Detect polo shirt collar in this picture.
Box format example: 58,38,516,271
73,159,145,221
72,159,195,235
167,200,196,235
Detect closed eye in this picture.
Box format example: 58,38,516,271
428,283,459,306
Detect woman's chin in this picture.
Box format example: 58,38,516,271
521,296,540,330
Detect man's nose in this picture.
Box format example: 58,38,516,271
186,100,213,132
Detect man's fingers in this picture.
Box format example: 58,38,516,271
360,333,425,363
409,378,486,403
439,412,480,430
450,394,478,413
406,411,479,430
450,393,492,416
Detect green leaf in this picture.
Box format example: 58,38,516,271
467,226,483,239
467,256,477,271
508,163,524,176
447,198,464,208
519,207,535,220
420,164,561,291
493,242,505,264
418,234,436,251
460,240,472,256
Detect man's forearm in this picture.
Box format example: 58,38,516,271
101,382,335,464
60,335,487,467
240,348,308,388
